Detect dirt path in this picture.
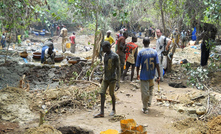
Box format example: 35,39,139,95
51,81,190,134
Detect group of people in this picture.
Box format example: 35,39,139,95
94,28,171,117
94,24,218,117
41,25,76,64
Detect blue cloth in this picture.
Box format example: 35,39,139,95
1,40,5,47
192,27,197,41
136,48,159,80
41,46,49,63
23,58,28,63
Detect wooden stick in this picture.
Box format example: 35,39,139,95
71,80,101,87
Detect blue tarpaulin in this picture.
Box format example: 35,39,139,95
192,27,197,41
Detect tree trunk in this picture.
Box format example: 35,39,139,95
91,11,98,66
160,0,166,35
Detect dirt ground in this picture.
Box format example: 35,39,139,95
0,32,221,134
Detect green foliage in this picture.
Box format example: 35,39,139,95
203,0,221,24
71,72,78,80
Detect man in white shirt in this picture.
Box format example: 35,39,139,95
60,25,68,53
155,29,171,81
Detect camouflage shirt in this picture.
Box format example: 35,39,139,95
103,51,120,81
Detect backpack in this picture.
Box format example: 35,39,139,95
161,37,169,56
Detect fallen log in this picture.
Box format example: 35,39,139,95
70,80,101,87
156,98,180,103
46,99,81,114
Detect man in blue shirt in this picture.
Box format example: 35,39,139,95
136,37,160,114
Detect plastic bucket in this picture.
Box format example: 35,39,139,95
120,119,136,132
100,129,118,134
66,43,71,48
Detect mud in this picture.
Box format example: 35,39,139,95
0,60,83,90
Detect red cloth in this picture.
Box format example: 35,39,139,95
69,35,75,44
125,42,138,61
56,26,60,30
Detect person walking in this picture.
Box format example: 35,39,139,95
60,25,68,53
136,37,160,114
155,29,171,81
94,41,120,118
104,30,115,46
115,29,123,52
116,32,128,77
1,33,6,48
69,32,76,53
122,36,138,81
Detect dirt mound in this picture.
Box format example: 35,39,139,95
0,121,19,133
173,118,208,134
0,60,83,90
208,115,221,134
0,87,36,125
24,124,62,134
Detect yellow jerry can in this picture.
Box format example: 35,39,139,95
100,129,119,134
66,43,71,48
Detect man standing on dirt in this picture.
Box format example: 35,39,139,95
155,29,171,81
1,33,6,48
69,32,76,53
56,25,60,36
171,28,180,53
115,29,123,52
116,32,128,77
105,30,115,46
136,37,160,114
122,36,138,81
94,41,120,118
60,25,68,53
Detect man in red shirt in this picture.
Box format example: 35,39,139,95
122,36,138,81
69,32,76,53
56,25,60,36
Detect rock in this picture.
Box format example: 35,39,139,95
168,82,187,88
130,83,140,89
188,109,196,114
195,103,203,106
130,88,136,91
196,107,206,115
191,93,207,100
161,95,167,100
177,107,185,113
126,94,130,96
120,91,124,93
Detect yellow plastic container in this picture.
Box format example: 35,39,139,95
100,129,119,134
120,119,136,132
66,43,71,48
